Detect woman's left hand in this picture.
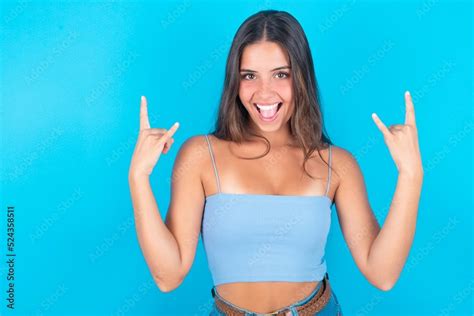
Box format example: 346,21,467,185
371,91,423,178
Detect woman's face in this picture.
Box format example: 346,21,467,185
238,41,294,134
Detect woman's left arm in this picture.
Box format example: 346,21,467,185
334,91,424,291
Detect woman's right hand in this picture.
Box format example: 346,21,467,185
129,96,180,179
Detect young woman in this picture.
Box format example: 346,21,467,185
128,10,423,316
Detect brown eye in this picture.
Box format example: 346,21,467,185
276,72,289,79
241,73,255,80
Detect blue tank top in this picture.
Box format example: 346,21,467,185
201,135,333,286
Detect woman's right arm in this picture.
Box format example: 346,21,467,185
128,96,206,292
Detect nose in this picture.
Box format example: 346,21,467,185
256,78,276,98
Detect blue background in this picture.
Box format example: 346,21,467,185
1,0,472,315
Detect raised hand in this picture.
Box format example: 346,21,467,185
371,91,423,178
129,96,180,178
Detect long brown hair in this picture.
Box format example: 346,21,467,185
211,10,333,180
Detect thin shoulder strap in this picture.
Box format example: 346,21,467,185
204,135,222,193
325,144,332,196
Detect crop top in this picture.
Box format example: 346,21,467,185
201,134,333,286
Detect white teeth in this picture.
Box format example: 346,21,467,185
256,102,280,110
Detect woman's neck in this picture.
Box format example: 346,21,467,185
248,125,296,147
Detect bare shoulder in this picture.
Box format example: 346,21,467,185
178,134,209,151
327,144,361,187
329,144,359,170
327,144,370,207
175,134,210,164
171,134,211,183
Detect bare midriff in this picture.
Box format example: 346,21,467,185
215,280,321,313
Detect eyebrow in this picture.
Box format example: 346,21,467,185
239,66,291,73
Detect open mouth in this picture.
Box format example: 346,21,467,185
253,102,283,121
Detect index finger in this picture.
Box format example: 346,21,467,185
404,91,417,127
140,96,151,131
161,122,180,142
372,112,391,138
